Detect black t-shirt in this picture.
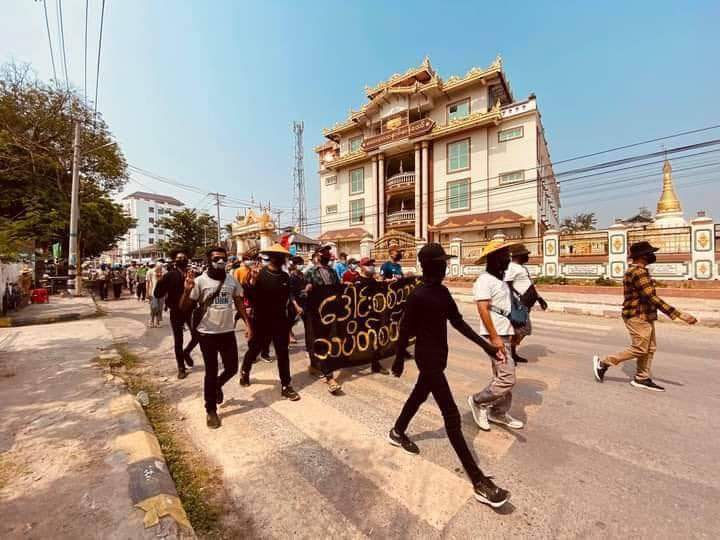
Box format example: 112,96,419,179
251,267,291,323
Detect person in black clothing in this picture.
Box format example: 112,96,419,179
239,244,300,401
287,256,306,344
389,243,511,509
154,250,198,379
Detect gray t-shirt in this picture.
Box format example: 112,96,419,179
189,272,243,334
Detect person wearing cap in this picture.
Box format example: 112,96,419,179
389,243,510,508
334,252,349,280
380,244,404,280
304,243,343,394
341,258,361,283
503,244,548,363
239,243,301,401
467,238,525,432
593,241,697,392
357,257,379,285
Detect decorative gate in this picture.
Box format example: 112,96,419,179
371,230,417,265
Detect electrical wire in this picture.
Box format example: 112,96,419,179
94,0,106,117
56,0,70,92
84,0,88,102
41,0,58,83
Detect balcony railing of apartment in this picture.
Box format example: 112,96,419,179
386,172,415,190
386,210,416,225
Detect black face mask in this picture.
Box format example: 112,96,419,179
422,261,447,282
175,259,188,270
320,255,331,266
645,253,657,265
392,253,402,262
516,254,530,265
268,255,285,268
487,253,511,280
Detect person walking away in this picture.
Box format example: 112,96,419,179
127,262,138,295
467,239,525,432
380,244,404,280
503,245,548,363
389,243,510,508
304,244,342,394
110,265,124,299
147,262,165,327
287,256,307,344
239,244,301,401
592,241,697,391
154,250,199,379
179,246,251,428
334,252,348,280
341,258,361,283
136,263,148,301
97,264,109,300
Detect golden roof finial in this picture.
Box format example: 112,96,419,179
656,159,682,214
422,55,431,67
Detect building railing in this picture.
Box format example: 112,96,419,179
386,210,416,225
386,172,415,190
559,231,609,257
628,226,691,254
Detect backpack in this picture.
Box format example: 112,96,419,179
490,283,529,328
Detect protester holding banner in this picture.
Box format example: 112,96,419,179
240,244,301,401
287,256,306,343
380,244,404,280
357,257,378,285
304,243,342,394
467,239,524,432
389,243,510,509
334,252,348,280
341,258,360,283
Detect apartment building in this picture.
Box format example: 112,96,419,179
118,191,184,261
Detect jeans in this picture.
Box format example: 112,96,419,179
394,369,484,484
604,317,656,380
242,321,292,387
169,308,199,371
136,282,146,301
472,337,515,415
112,283,122,299
198,332,238,413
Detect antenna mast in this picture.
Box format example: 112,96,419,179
292,121,307,233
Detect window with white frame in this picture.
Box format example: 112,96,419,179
149,227,154,234
499,170,525,185
148,207,154,213
447,139,470,173
325,175,337,186
350,167,364,194
498,126,524,142
350,199,364,224
326,204,338,215
349,136,363,153
447,179,470,212
447,99,470,122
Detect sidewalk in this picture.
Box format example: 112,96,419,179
449,285,720,327
0,295,100,327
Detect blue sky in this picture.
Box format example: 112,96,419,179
3,0,719,231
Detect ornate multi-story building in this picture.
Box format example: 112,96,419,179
316,56,560,259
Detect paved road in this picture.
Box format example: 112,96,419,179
102,298,719,539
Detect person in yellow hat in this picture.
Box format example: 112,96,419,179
467,238,525,432
239,243,301,402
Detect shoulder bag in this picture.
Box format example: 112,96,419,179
191,274,226,330
489,283,529,328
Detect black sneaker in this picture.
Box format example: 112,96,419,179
512,354,529,364
387,428,419,455
592,355,609,382
216,388,224,405
239,371,250,387
261,352,274,363
372,364,390,375
281,386,300,401
184,353,194,368
473,476,510,508
630,378,665,392
206,412,221,429
177,369,188,380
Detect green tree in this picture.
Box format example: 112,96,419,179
560,212,597,233
157,208,218,258
0,62,133,258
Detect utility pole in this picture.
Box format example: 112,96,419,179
210,192,225,245
292,121,307,232
68,121,81,295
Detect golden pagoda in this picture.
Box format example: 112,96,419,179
652,159,686,228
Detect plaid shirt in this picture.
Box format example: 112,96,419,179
621,264,678,321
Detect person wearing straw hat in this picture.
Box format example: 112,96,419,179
467,238,525,432
504,244,548,363
239,243,301,401
389,243,510,508
592,241,697,392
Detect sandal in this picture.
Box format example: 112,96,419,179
325,378,342,394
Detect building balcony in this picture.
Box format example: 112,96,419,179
386,171,415,191
386,209,416,226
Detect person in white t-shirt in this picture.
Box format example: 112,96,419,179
467,239,524,432
179,246,251,429
503,245,548,363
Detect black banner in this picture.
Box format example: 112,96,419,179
304,277,417,372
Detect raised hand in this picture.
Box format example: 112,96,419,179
184,272,195,293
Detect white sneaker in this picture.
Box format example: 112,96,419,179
467,396,490,431
488,412,524,429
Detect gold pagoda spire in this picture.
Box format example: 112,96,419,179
656,159,682,214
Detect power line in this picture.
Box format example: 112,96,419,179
56,0,70,92
41,0,58,82
84,0,88,102
94,0,106,117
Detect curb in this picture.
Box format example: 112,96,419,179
451,293,720,328
0,297,103,328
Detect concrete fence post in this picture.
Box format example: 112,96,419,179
607,223,629,280
449,237,463,277
360,236,374,259
543,229,560,278
690,212,716,279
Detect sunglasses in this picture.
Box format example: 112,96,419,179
211,256,226,263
